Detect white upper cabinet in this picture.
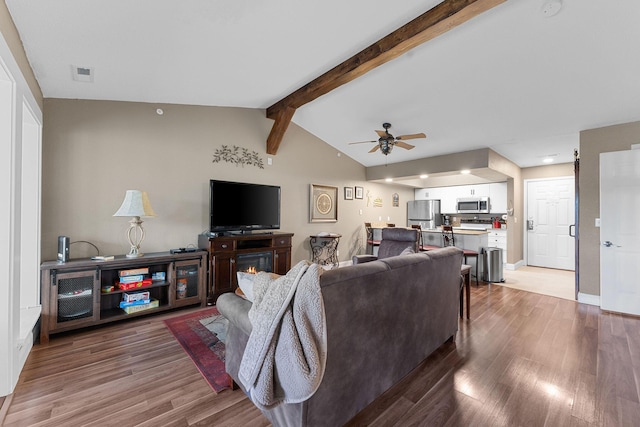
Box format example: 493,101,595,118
446,184,490,198
489,182,508,213
414,187,443,200
415,182,507,214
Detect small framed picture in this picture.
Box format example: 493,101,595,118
344,187,354,200
310,184,338,223
355,186,364,199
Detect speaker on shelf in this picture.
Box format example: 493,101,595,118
57,236,69,263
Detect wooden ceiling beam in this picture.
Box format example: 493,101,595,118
266,106,295,155
265,0,506,153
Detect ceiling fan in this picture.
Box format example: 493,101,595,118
348,122,426,156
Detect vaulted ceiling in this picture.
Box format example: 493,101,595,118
6,0,640,171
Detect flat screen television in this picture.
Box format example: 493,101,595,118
209,180,281,233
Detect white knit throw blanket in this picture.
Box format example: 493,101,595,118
238,260,327,409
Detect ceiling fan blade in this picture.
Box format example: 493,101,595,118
395,141,415,150
375,130,387,138
368,145,381,153
396,133,426,141
348,140,377,145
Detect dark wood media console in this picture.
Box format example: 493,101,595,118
198,231,294,303
40,250,208,343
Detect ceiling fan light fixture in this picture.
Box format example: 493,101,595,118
347,122,426,157
380,141,393,155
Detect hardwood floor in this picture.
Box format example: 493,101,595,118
4,284,640,426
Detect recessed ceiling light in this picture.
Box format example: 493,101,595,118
461,170,471,175
420,174,429,179
385,178,393,182
543,157,554,163
156,108,164,115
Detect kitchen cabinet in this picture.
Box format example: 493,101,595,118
414,187,444,201
489,182,508,213
487,229,507,263
416,182,507,214
456,184,490,197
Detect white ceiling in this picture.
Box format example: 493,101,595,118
6,0,640,171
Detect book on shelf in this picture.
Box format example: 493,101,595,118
122,299,159,314
119,267,149,277
119,299,151,309
117,278,153,291
122,291,151,303
119,274,146,283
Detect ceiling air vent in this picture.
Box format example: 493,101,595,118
71,65,94,83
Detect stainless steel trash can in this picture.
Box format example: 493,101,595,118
482,247,504,282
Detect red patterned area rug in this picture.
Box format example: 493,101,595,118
164,307,231,393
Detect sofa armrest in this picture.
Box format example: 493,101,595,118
352,254,378,265
216,292,253,336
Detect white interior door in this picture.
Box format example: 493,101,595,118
527,178,575,270
600,149,640,315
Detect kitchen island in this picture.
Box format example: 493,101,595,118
421,227,488,282
420,227,489,252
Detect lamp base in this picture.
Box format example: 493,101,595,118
126,252,144,258
126,244,144,258
124,218,145,258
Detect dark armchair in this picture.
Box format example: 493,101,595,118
353,227,419,265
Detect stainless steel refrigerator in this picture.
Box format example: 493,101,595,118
407,200,442,230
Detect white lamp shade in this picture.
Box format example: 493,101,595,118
113,190,156,217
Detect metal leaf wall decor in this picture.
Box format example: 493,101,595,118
212,145,264,169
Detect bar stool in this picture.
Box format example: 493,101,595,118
411,224,440,251
442,226,480,286
462,249,480,287
364,222,380,255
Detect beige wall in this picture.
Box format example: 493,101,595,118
488,151,523,265
578,121,640,296
522,162,573,180
42,99,414,264
0,3,42,109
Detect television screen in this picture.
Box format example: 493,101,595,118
209,180,281,233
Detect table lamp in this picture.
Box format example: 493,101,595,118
113,190,156,257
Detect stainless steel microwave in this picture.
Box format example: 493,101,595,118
456,197,490,214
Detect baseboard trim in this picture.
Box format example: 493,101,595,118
0,392,14,426
578,292,600,306
505,260,524,271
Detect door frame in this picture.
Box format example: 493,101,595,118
523,176,576,271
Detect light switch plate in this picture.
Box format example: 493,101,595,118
595,218,601,227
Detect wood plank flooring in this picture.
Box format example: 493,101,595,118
4,284,640,426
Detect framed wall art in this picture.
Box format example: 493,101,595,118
344,187,354,200
310,184,338,223
355,186,364,199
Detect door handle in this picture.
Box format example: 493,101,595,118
527,220,534,231
602,241,621,248
569,224,575,237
